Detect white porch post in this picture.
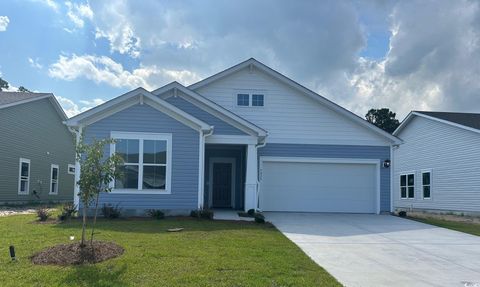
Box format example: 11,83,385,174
244,144,258,211
73,126,82,209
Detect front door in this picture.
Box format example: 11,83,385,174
210,158,235,208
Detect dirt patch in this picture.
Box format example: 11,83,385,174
407,211,480,225
31,241,124,266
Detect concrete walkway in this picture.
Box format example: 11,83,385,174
266,213,480,287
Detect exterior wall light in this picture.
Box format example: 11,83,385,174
383,159,391,168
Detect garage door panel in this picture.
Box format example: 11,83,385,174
260,161,377,213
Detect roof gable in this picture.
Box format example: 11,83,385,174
65,87,212,132
152,82,267,138
394,111,480,136
189,58,400,144
0,91,67,120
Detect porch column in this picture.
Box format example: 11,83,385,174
244,144,258,211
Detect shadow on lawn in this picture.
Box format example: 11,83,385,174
52,217,274,234
61,263,128,287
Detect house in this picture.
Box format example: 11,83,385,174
65,58,401,215
392,111,480,214
0,92,75,204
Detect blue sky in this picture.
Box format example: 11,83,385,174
0,0,479,118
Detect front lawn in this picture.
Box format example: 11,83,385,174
0,215,339,287
410,217,480,236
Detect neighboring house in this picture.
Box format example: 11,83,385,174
393,111,480,214
0,92,75,203
65,58,400,215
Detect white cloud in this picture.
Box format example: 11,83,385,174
48,54,201,89
56,95,104,118
65,1,93,28
32,0,59,12
28,58,43,69
0,16,9,32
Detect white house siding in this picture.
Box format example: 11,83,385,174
394,116,480,213
195,67,389,146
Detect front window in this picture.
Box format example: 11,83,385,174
112,132,171,193
400,173,415,199
18,158,30,195
50,164,59,194
422,171,431,199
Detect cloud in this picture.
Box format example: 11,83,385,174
65,1,93,28
56,95,105,117
28,58,43,69
48,54,201,89
32,0,59,12
342,0,480,118
0,16,9,32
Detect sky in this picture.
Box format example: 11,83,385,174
0,0,479,119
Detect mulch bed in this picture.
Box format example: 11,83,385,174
31,241,124,266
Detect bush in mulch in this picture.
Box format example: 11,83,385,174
398,211,407,218
31,241,124,266
36,208,50,221
190,209,214,220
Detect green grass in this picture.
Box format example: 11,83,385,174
0,215,339,287
410,217,480,236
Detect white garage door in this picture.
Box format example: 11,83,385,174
259,158,378,213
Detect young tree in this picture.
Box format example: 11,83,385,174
76,136,123,247
365,108,400,134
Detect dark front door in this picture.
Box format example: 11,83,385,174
212,162,233,208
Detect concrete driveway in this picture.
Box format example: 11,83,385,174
266,213,480,287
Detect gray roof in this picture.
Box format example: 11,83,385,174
415,111,480,130
0,91,52,107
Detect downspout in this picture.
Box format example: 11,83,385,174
73,125,83,210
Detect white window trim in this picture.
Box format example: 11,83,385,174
399,172,415,199
67,164,75,175
421,169,432,200
50,164,59,195
233,90,267,108
110,131,172,194
18,158,30,195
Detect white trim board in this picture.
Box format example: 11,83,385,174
258,156,381,214
394,111,480,136
189,58,401,145
205,135,258,145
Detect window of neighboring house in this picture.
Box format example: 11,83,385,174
400,173,415,199
18,158,30,195
67,164,75,175
252,94,264,106
422,171,431,199
112,132,171,193
50,164,59,195
237,94,249,106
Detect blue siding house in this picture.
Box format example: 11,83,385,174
65,59,400,215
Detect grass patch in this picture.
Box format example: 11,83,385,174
409,217,480,236
0,215,339,287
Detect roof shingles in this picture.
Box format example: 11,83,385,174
415,111,480,130
0,91,52,107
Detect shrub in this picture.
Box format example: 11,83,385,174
36,208,50,221
190,209,214,220
398,211,407,217
146,209,165,220
254,213,265,223
247,209,255,216
101,204,122,219
58,202,77,221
